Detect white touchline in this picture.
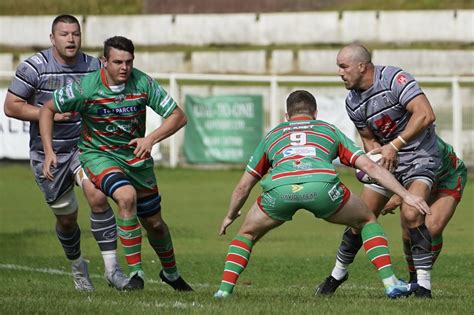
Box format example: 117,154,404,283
0,263,211,287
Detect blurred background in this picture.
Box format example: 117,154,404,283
1,0,473,167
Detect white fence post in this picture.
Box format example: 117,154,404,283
169,73,179,168
452,77,463,159
270,75,279,130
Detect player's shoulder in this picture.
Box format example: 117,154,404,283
378,65,415,87
130,67,156,86
78,52,101,70
19,48,52,74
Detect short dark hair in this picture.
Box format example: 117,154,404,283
103,36,135,59
286,90,317,117
51,15,80,33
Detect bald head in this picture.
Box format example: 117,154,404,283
338,43,372,65
336,43,374,91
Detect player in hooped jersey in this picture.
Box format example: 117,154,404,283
39,36,192,291
316,43,441,298
3,15,130,291
213,90,430,299
380,136,467,283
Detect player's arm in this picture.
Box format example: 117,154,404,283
4,92,73,122
357,127,381,152
219,172,260,235
130,106,187,159
393,94,436,149
39,99,58,180
355,154,430,215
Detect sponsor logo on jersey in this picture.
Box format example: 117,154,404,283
328,184,341,202
114,94,126,104
262,192,276,208
105,123,133,133
31,55,43,64
374,114,397,136
282,192,317,202
396,74,407,85
97,105,138,116
65,84,75,99
56,89,65,105
282,146,316,157
292,184,303,193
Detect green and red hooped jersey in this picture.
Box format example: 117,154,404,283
246,117,365,191
52,68,177,169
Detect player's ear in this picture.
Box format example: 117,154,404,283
100,56,107,67
285,113,289,121
50,33,55,46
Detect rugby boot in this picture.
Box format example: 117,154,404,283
159,270,193,291
126,270,145,290
105,266,131,290
71,258,95,292
385,280,418,298
414,286,432,298
315,273,349,296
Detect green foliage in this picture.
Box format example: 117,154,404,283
0,0,472,15
0,0,143,16
0,164,473,314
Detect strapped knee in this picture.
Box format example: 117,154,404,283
101,172,132,198
137,193,161,218
49,187,78,215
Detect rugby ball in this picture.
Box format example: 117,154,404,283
355,153,382,184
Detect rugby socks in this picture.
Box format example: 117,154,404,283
117,216,143,274
361,223,397,286
331,227,363,280
218,235,253,294
56,224,81,261
90,207,119,275
148,232,179,281
402,238,417,282
409,224,432,290
431,234,443,265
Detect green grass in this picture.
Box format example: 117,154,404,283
0,164,473,314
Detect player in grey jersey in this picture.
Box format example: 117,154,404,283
315,43,441,298
3,15,133,291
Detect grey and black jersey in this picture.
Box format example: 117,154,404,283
345,65,440,185
8,48,100,161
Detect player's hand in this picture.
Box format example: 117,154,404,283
381,195,402,215
43,152,57,181
53,112,75,122
129,137,153,159
380,143,399,173
219,211,241,235
402,194,431,215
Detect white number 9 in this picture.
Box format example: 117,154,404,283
290,132,307,145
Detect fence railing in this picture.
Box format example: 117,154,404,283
1,71,472,167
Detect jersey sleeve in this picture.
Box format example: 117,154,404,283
345,96,367,129
245,140,271,179
8,58,41,100
334,126,364,167
145,75,177,118
52,81,86,113
390,69,423,107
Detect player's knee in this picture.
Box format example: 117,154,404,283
49,188,78,216
101,172,132,198
85,185,109,211
426,221,444,237
56,212,78,231
137,193,162,218
401,206,423,227
144,217,168,236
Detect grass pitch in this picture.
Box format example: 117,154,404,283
0,163,472,314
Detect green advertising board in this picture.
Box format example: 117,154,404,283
184,95,263,163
